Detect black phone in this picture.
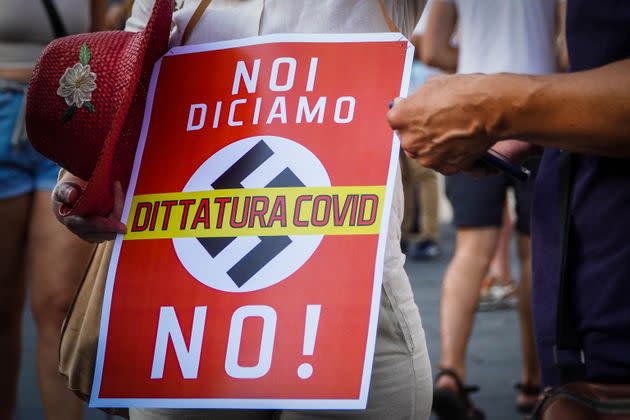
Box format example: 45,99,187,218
480,148,530,182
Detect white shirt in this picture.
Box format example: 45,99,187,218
127,0,421,47
0,0,90,69
413,0,432,35
439,0,560,74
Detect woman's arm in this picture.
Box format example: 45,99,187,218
421,1,458,72
90,0,108,32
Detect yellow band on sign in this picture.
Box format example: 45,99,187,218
125,186,384,240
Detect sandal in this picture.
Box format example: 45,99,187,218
515,382,541,413
432,368,485,420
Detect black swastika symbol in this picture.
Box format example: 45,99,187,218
197,140,304,288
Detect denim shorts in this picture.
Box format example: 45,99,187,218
0,82,59,199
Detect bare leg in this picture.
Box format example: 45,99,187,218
438,227,501,388
515,234,540,406
0,194,30,420
28,190,95,420
482,203,513,296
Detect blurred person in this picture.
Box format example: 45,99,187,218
51,1,434,419
400,152,442,260
419,0,567,418
106,0,134,30
400,5,444,261
0,1,106,418
388,0,630,408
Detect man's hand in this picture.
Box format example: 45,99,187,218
390,59,630,163
388,73,505,175
52,173,127,243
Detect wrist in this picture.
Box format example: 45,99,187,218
483,73,548,143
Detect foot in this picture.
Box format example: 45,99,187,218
435,372,459,391
433,368,485,420
478,282,517,311
407,239,442,260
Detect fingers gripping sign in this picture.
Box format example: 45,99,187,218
53,174,127,243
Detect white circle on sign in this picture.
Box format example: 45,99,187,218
173,136,330,293
297,362,313,379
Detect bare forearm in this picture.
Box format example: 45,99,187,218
494,59,630,157
423,45,458,72
422,1,458,73
90,0,108,32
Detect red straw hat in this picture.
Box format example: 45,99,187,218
26,0,173,216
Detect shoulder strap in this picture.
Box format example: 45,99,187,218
554,152,586,383
378,0,401,32
41,0,68,38
181,0,213,45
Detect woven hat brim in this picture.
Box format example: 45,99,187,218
61,0,173,216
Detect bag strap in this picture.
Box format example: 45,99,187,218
41,0,68,38
378,0,401,32
181,0,213,46
554,152,586,383
181,0,399,46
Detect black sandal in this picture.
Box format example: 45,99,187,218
515,382,541,413
432,368,485,420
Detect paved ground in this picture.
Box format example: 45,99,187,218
407,225,528,420
16,224,528,419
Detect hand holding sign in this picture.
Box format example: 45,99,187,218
53,175,127,243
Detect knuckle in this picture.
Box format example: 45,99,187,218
386,108,399,127
63,216,94,239
53,209,64,224
418,156,432,168
442,166,457,176
387,100,408,127
52,184,65,203
62,216,81,231
401,144,415,158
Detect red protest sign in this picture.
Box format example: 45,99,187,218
91,33,413,409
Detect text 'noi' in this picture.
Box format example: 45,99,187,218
186,57,356,131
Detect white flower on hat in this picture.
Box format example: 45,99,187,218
58,43,97,122
57,63,97,108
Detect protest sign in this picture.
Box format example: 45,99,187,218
91,33,413,409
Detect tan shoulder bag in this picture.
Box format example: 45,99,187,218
58,240,130,416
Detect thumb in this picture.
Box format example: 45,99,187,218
387,97,405,129
109,181,127,233
53,181,82,207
